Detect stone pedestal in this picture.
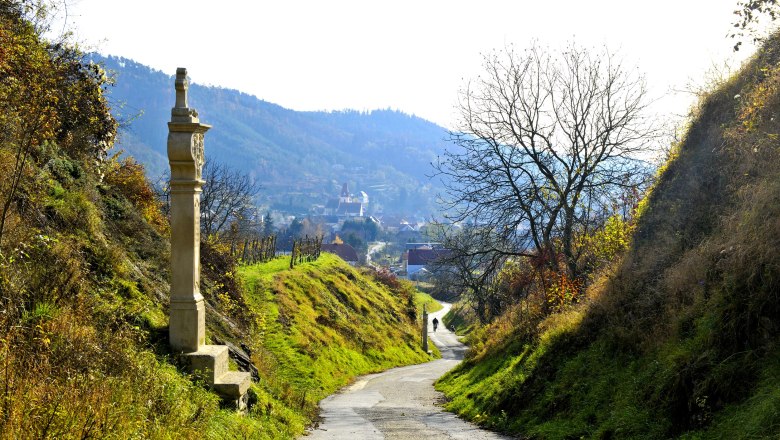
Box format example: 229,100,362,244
167,68,251,410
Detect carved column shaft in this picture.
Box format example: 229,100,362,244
168,68,210,353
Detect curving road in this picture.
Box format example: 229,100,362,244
302,303,512,439
366,241,386,268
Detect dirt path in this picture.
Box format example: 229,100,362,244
302,303,512,439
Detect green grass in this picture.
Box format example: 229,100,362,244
675,350,780,440
415,290,442,313
236,254,436,437
441,302,478,336
436,321,669,439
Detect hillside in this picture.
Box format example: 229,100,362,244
94,54,451,215
435,32,780,439
0,6,434,438
226,254,436,437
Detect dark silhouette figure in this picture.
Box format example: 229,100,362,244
432,317,439,332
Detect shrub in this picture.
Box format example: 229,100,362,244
103,155,168,234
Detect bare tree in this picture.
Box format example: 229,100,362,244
430,225,507,324
199,161,260,238
435,43,657,279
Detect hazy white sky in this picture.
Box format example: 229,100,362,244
57,0,755,128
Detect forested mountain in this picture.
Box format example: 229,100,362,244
93,54,451,215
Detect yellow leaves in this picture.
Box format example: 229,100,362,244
577,214,634,269
104,155,169,233
217,291,239,315
33,324,51,348
0,14,61,155
735,64,780,134
544,270,583,314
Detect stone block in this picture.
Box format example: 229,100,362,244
214,371,252,412
169,298,205,353
185,345,228,384
213,371,252,397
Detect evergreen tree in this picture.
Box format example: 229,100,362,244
262,211,274,236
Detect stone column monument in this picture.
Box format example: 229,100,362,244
168,67,209,353
167,68,250,410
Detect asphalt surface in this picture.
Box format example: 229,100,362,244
303,302,513,439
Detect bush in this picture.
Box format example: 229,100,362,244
103,156,168,234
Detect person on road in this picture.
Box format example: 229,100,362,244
432,317,439,332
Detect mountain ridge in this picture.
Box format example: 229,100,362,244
93,54,452,216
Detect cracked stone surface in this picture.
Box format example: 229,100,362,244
303,303,514,439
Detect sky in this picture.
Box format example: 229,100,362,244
53,0,758,128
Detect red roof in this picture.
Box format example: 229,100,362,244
407,248,449,266
322,243,359,262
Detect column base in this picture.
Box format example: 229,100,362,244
169,298,205,353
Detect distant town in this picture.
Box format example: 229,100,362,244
263,181,455,279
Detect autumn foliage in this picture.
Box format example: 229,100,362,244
103,155,168,233
439,29,780,440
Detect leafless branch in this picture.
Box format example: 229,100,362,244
434,42,658,279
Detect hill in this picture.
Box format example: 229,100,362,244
227,254,437,437
435,31,780,439
0,5,435,438
93,54,452,216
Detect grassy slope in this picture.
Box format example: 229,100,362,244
416,290,444,313
436,35,780,439
237,254,436,436
2,193,435,439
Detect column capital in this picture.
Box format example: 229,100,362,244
171,67,203,124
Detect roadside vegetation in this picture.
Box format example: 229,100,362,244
436,26,780,440
236,253,436,434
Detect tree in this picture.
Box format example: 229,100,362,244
731,0,780,51
431,225,506,324
200,161,260,238
435,43,656,280
341,218,379,242
341,231,364,253
0,2,116,247
262,210,274,236
279,217,324,254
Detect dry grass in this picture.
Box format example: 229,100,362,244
437,30,780,439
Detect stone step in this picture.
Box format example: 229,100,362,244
214,371,252,411
214,371,252,397
185,344,228,384
184,344,252,411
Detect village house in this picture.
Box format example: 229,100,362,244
322,241,360,266
405,246,450,279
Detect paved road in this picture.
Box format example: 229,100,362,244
366,241,386,268
303,303,512,439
